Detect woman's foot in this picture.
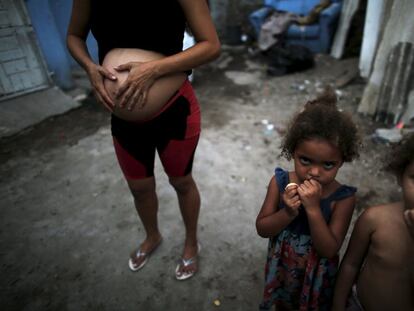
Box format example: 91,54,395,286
128,234,162,271
175,242,200,280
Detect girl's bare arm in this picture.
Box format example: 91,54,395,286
306,195,356,258
332,208,376,310
256,177,298,237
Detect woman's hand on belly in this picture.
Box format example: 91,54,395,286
86,63,118,111
114,60,158,111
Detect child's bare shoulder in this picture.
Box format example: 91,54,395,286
360,202,403,226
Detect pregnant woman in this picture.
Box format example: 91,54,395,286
67,0,220,280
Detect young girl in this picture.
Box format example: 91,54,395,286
256,89,361,310
332,134,414,311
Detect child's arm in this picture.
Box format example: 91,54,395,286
332,208,376,310
299,180,355,258
256,177,300,237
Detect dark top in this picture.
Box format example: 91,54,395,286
90,0,186,63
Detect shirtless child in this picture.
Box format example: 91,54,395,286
332,134,414,311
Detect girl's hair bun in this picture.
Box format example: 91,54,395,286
305,86,337,109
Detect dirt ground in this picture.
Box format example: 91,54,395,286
0,46,400,311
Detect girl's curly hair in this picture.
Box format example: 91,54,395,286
385,134,414,177
280,87,361,162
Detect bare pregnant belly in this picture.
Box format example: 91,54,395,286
102,48,187,122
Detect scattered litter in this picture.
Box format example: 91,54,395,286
335,89,343,99
372,126,414,144
224,71,259,85
395,121,404,129
290,83,306,92
73,93,87,102
258,119,284,137
298,84,306,92
372,128,402,143
263,123,275,136
304,80,311,85
241,140,252,151
240,34,249,43
213,299,221,307
216,55,233,70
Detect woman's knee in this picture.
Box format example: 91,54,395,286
128,177,156,200
169,174,195,194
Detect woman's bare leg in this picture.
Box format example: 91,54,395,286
127,176,163,267
169,173,201,274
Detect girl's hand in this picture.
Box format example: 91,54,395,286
282,184,301,217
298,179,322,213
86,63,117,112
115,61,158,111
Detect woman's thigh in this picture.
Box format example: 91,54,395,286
157,135,200,178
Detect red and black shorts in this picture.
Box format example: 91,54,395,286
111,80,201,180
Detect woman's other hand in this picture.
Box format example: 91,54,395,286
114,61,158,111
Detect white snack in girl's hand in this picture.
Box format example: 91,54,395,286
285,182,298,190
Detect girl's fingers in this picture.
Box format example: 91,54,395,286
285,187,298,199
